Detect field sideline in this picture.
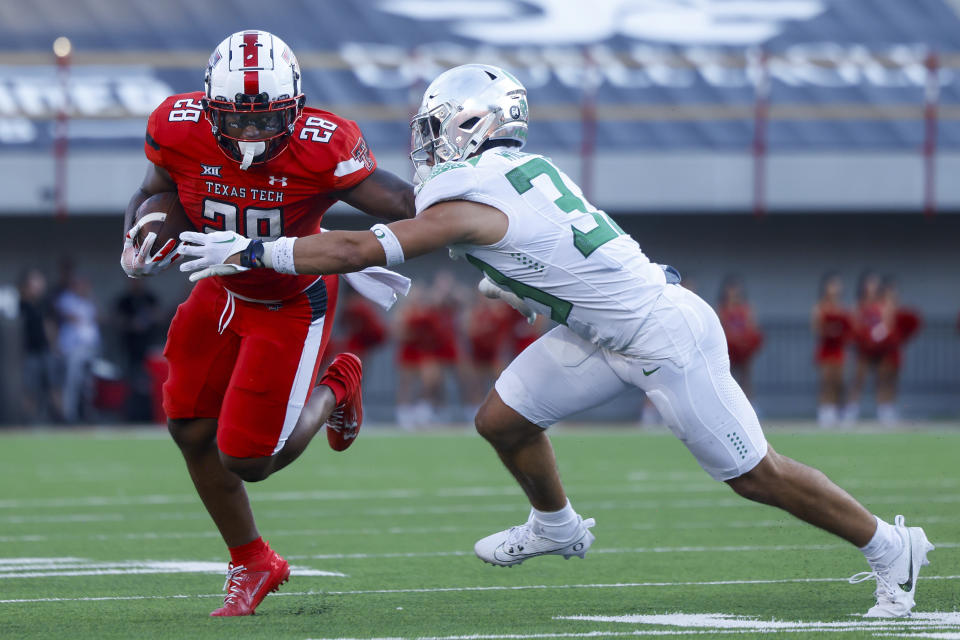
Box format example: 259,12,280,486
0,425,957,639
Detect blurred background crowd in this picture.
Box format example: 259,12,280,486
8,261,952,428
2,0,959,426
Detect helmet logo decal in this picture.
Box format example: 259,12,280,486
240,32,262,95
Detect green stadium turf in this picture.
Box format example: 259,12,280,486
0,426,957,639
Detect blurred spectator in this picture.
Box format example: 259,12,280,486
114,279,161,422
464,293,513,413
847,272,922,424
395,288,435,429
811,272,852,428
717,276,763,399
505,309,547,358
875,277,922,424
338,286,389,360
54,274,101,423
846,271,883,422
420,272,470,422
17,268,60,423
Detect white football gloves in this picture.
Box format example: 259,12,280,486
178,230,251,282
120,212,180,278
478,275,538,324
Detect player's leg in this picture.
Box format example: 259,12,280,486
162,280,285,618
163,280,259,546
630,285,933,616
217,276,357,482
167,417,259,547
472,325,628,566
474,390,566,512
726,446,876,544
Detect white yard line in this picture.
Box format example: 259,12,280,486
302,631,960,640
2,574,959,604
0,558,346,579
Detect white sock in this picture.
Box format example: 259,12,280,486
843,403,859,423
860,516,904,567
531,499,579,541
818,404,838,428
877,403,898,425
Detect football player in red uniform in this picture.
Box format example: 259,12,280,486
119,31,414,617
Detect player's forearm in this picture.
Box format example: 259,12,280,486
123,187,152,237
260,231,385,275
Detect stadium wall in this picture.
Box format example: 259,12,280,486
2,211,957,423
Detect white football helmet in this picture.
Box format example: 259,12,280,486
203,30,305,170
410,64,528,181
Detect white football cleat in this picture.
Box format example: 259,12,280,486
848,515,935,617
474,515,596,567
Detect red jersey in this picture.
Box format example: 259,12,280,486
145,91,376,300
424,303,460,361
718,303,763,365
341,297,388,356
853,302,891,358
468,302,513,364
814,304,851,364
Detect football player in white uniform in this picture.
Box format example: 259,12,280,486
180,64,933,618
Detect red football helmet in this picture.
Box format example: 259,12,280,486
203,30,305,170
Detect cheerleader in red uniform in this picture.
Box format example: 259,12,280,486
717,277,764,399
874,278,922,424
812,272,852,427
395,289,435,429
847,271,885,423
341,288,388,359
420,272,471,423
464,295,513,411
323,286,389,368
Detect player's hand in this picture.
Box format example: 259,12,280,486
120,212,180,278
478,276,538,324
178,230,251,282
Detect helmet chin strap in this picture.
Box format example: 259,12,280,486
238,141,266,170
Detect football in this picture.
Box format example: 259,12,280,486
133,192,195,252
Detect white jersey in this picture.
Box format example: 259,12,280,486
415,148,666,355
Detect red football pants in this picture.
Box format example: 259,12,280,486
162,275,338,458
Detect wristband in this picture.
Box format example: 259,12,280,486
239,239,265,268
264,236,298,275
370,224,405,267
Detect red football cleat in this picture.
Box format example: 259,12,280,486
319,352,364,452
210,548,290,617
